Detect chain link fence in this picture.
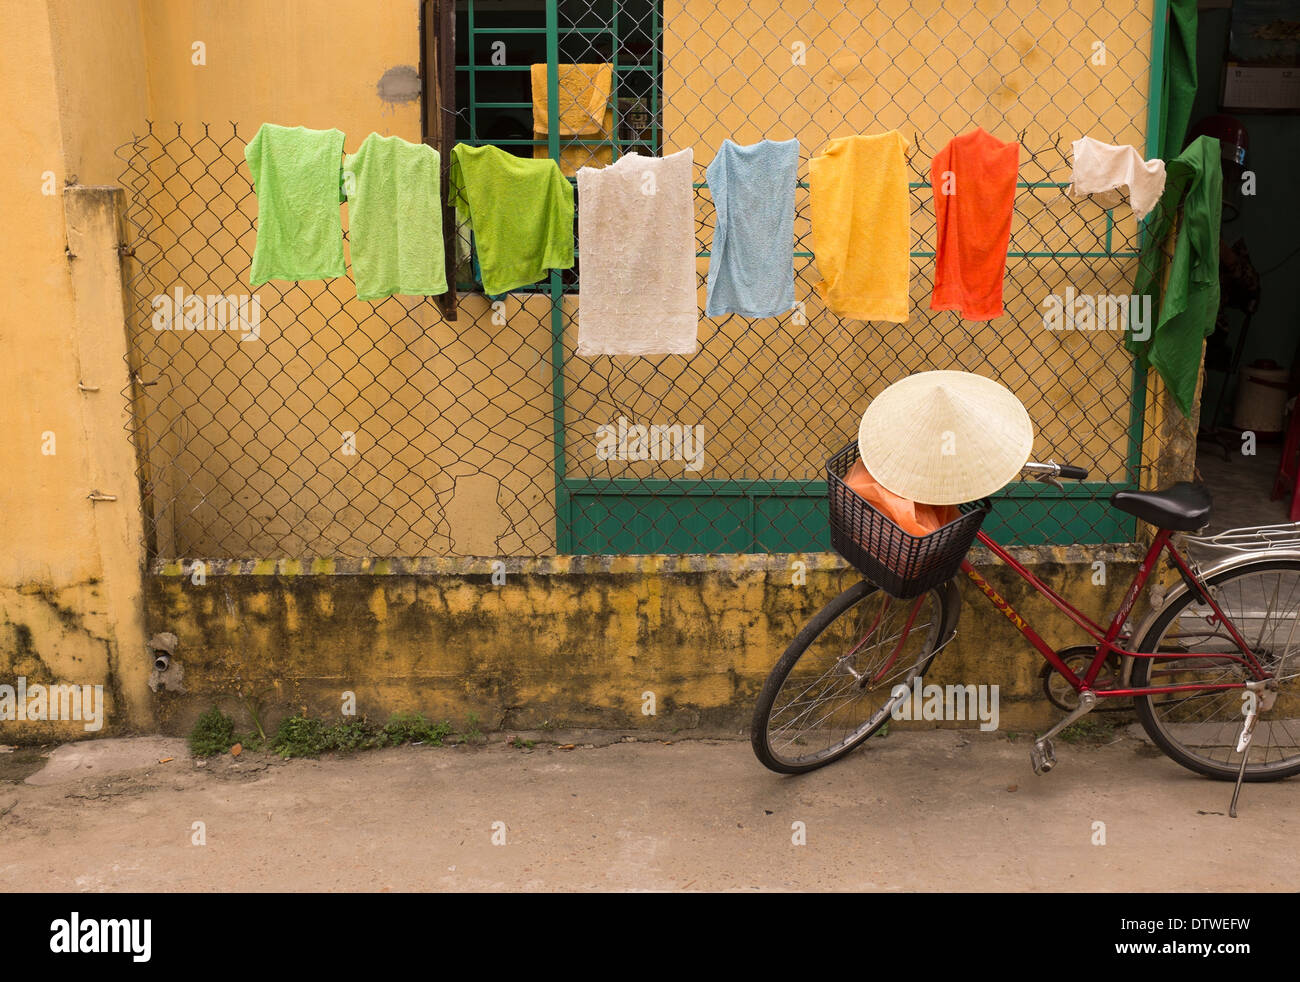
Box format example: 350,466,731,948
117,0,1174,562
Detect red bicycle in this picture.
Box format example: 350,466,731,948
751,447,1300,795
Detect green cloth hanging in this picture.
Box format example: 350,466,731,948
1130,0,1212,417
1130,136,1222,418
1158,0,1199,162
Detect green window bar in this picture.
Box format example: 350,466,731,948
546,0,568,553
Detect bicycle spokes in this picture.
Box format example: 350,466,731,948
763,588,946,767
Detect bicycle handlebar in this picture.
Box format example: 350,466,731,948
1023,460,1089,481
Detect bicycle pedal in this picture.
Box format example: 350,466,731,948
1030,739,1057,775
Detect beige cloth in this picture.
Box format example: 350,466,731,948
1066,136,1167,220
531,63,614,177
576,148,698,357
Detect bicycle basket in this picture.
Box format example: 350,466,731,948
827,441,991,599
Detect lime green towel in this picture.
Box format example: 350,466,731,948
344,134,447,301
244,123,346,286
448,143,574,295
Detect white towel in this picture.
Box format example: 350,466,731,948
1066,136,1166,220
576,148,698,356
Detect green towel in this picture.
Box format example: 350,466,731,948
447,143,574,295
344,134,447,301
244,123,346,286
1130,135,1222,417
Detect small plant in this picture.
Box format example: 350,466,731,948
330,717,379,751
507,735,536,750
234,683,270,744
382,712,453,747
264,711,458,758
460,711,484,745
189,706,236,758
272,714,328,758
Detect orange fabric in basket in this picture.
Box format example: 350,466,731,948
844,458,958,536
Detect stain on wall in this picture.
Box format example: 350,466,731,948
377,65,422,108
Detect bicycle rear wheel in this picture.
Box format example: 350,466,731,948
750,577,960,774
1133,559,1300,781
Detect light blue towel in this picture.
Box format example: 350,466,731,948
705,138,799,318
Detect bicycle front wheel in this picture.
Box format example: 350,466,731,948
751,577,960,774
1133,558,1300,781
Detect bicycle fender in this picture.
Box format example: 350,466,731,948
1121,552,1300,685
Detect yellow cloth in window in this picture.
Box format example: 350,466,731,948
810,131,912,323
531,63,614,177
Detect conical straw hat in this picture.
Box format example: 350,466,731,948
857,371,1034,506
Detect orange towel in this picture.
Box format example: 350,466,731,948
531,63,614,177
929,128,1019,321
844,457,957,536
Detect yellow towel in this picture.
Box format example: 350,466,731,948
810,131,912,322
531,63,614,177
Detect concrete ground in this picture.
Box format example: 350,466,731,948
0,727,1296,892
1197,437,1286,533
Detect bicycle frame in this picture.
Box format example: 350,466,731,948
958,528,1274,698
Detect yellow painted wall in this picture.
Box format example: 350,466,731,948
139,0,423,134
45,0,151,184
0,1,154,739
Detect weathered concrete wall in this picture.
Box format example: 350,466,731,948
2,0,452,740
140,548,1145,740
0,7,151,742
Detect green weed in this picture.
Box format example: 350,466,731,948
460,711,484,745
382,712,453,747
189,705,236,758
267,711,459,758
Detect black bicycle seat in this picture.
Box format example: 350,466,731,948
1109,482,1212,531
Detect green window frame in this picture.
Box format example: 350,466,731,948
454,0,663,296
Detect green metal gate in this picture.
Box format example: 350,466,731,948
454,0,1171,553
